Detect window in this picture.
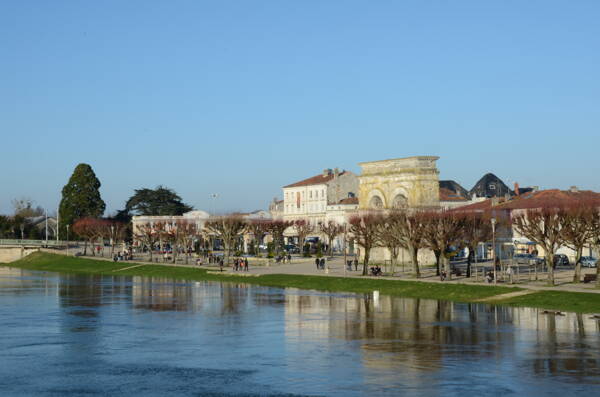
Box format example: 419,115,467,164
309,191,312,199
489,184,496,190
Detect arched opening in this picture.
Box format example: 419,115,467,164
392,194,408,209
369,195,384,209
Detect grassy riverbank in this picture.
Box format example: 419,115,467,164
5,252,600,313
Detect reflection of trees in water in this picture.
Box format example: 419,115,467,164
132,277,193,312
530,312,600,380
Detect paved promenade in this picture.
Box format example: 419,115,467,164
38,247,600,295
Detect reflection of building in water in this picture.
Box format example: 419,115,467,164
283,292,600,382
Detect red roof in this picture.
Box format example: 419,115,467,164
339,197,359,205
455,189,600,212
439,187,469,202
283,171,347,188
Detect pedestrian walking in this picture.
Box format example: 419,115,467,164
244,258,249,271
315,257,320,269
353,258,358,271
320,257,325,270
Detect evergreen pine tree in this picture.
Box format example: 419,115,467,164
59,163,106,237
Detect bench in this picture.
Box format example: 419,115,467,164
583,274,597,283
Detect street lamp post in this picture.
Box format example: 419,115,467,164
491,217,497,285
343,223,347,277
66,224,70,256
111,225,115,256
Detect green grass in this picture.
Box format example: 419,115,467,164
499,290,600,314
5,252,600,313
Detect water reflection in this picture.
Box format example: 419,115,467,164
1,267,600,396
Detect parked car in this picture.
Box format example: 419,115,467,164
553,254,570,267
284,244,300,254
514,253,544,265
578,256,598,268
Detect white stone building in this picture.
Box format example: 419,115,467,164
282,168,358,224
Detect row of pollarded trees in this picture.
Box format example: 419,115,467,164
134,219,200,263
513,204,600,285
349,203,600,285
349,210,493,277
72,217,128,256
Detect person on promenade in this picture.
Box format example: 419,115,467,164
320,258,326,270
353,258,358,271
287,253,291,263
315,257,320,269
244,258,249,271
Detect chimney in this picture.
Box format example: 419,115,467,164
570,186,578,193
532,186,539,193
334,168,340,178
491,197,500,206
514,182,520,196
323,168,332,177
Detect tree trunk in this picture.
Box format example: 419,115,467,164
596,257,600,288
409,246,420,278
83,241,88,256
546,253,555,285
362,248,370,276
573,247,583,283
444,255,451,280
434,249,441,276
389,247,397,276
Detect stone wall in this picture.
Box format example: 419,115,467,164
0,247,39,263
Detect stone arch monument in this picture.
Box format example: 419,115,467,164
358,156,440,210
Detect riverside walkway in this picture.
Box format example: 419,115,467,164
37,247,600,295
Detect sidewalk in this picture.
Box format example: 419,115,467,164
40,248,600,295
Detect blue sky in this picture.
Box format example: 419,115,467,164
1,1,599,215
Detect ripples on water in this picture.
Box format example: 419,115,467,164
0,267,599,396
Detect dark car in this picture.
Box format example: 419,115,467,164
553,254,570,267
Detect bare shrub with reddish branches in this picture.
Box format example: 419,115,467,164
73,217,108,256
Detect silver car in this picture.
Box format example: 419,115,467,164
579,256,598,268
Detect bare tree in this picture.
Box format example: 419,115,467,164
513,207,563,285
294,219,315,256
375,212,403,275
73,217,107,256
349,213,382,275
319,220,344,257
421,211,465,280
105,220,127,256
560,205,597,283
385,211,427,278
267,220,293,256
204,214,247,266
460,212,493,278
247,219,270,255
173,220,198,264
134,222,165,262
12,197,44,218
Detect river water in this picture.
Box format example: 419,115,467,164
1,267,599,396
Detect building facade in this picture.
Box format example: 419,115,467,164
282,168,358,224
358,156,441,210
